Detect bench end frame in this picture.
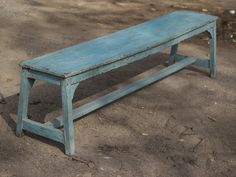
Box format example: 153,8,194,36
168,22,217,78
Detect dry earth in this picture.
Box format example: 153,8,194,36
0,0,236,177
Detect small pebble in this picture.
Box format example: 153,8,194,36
210,158,215,162
142,133,148,136
88,162,95,168
103,156,111,159
30,100,41,105
229,10,235,15
150,7,156,12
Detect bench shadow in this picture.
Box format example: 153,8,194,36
0,52,209,152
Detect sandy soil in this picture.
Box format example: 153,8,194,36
0,0,235,177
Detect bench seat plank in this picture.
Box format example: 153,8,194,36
20,11,217,78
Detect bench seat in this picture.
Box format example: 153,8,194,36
21,11,217,78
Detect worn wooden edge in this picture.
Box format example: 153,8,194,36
175,54,210,68
45,57,196,128
23,119,64,144
26,69,62,85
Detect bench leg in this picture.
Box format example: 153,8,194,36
208,25,217,78
61,80,79,155
168,44,178,66
16,69,35,136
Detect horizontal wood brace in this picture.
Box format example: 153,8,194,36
175,54,210,68
23,119,64,143
45,57,196,128
27,69,62,85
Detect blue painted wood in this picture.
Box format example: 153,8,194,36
168,44,178,65
23,119,64,143
16,69,35,136
67,22,216,85
61,80,75,155
45,57,196,128
175,54,210,68
208,26,217,78
22,21,216,86
28,70,61,85
20,11,217,78
16,11,218,155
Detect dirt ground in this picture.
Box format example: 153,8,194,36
0,0,236,177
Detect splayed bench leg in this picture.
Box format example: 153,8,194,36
16,69,35,137
61,80,79,155
168,23,217,78
208,25,217,78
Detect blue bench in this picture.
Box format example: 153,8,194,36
16,11,217,155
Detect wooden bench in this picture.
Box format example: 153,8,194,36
16,11,217,155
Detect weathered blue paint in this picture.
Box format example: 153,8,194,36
168,44,178,66
67,21,216,85
175,54,210,68
27,69,61,85
20,11,217,78
208,26,217,78
61,79,75,155
16,11,218,155
16,69,35,136
21,21,216,86
23,119,64,143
